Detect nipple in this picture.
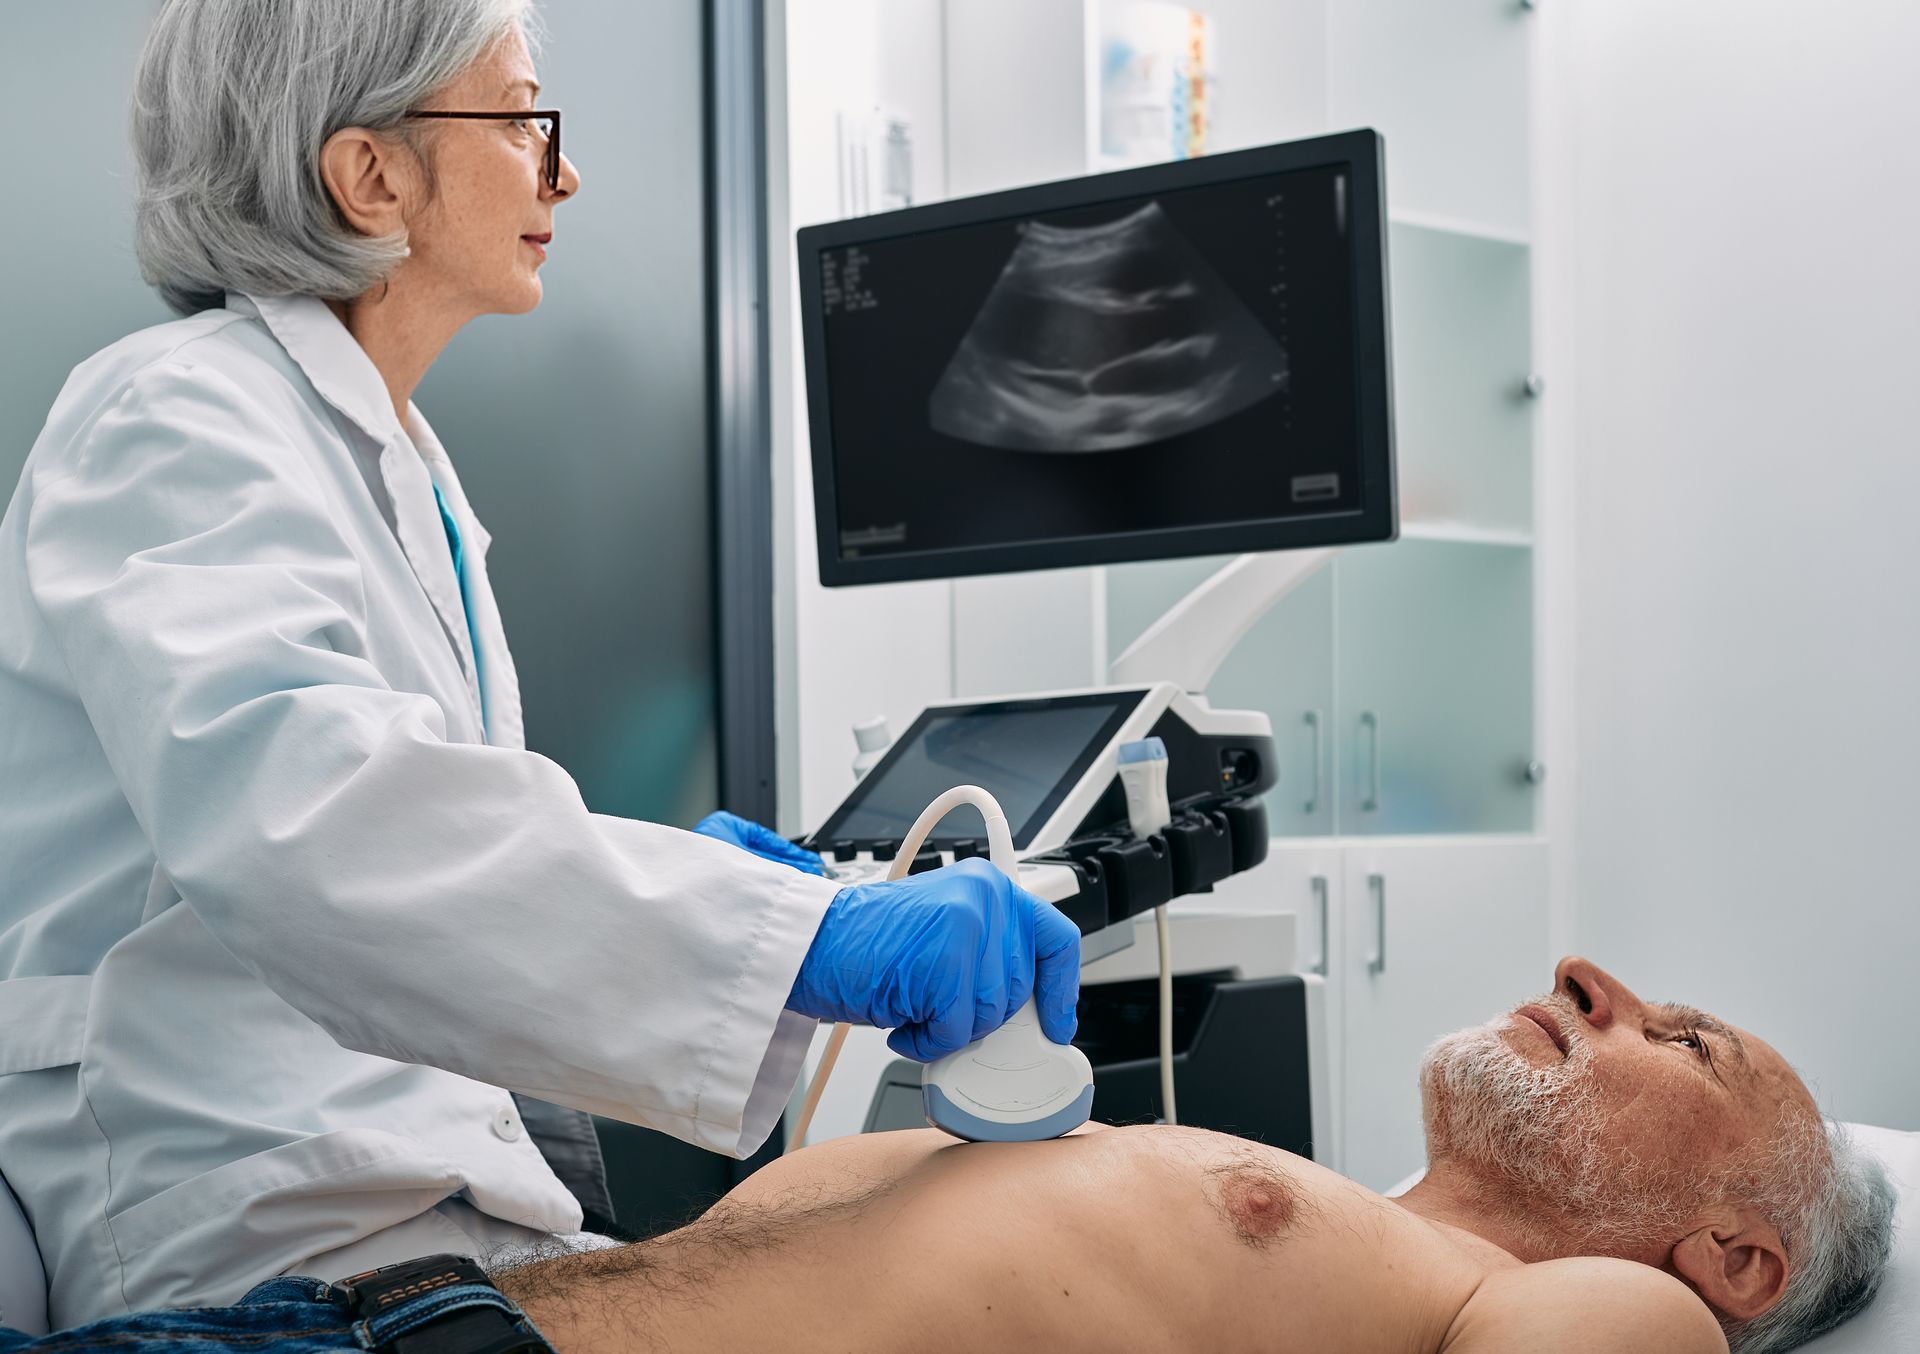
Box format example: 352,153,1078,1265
1215,1163,1298,1248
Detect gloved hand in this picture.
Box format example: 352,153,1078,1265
786,856,1081,1061
693,811,828,877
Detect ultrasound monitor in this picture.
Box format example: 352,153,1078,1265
796,128,1396,587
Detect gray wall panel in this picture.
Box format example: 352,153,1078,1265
419,0,717,826
2,1,718,828
1,4,173,473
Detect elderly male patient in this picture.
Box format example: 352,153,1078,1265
485,957,1895,1354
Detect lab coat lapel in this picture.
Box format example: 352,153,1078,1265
458,514,526,751
406,409,526,751
379,441,487,727
234,292,488,739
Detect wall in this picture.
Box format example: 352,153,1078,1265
1555,0,1920,1127
1,4,173,479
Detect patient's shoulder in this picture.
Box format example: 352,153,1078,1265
1442,1257,1728,1354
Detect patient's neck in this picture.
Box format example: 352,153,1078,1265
1390,1163,1563,1265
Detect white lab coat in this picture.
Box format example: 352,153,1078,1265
0,291,840,1325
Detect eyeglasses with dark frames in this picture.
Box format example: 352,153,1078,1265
401,109,562,192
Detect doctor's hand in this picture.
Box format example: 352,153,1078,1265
693,811,828,877
786,857,1082,1061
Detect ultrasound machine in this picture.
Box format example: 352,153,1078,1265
789,128,1398,1162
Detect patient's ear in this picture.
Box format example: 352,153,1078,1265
1669,1213,1789,1322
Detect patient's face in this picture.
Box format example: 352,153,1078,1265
1418,955,1816,1256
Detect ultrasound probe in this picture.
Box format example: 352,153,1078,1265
788,784,1096,1149
912,787,1097,1142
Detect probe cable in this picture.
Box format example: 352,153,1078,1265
788,786,1004,1152
1155,901,1177,1126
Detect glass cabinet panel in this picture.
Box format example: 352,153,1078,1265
1334,539,1534,835
1107,556,1338,837
1389,224,1533,538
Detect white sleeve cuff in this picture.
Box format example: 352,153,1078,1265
688,867,841,1158
733,1008,822,1158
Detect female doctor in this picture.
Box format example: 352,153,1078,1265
0,0,1081,1327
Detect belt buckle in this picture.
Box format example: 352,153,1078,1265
335,1254,489,1321
334,1253,550,1353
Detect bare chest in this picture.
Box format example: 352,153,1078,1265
1138,1137,1490,1353
876,1128,1495,1354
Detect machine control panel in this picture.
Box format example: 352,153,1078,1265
810,807,1268,950
802,683,1277,958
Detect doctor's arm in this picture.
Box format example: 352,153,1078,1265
25,361,839,1156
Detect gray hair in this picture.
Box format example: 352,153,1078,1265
1722,1120,1898,1353
131,0,541,315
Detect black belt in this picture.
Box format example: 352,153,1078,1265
334,1254,553,1354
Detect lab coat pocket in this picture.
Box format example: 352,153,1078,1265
0,976,89,1076
104,1128,466,1301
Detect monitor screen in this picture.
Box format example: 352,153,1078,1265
810,691,1145,852
798,129,1394,586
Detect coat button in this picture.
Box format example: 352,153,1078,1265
492,1108,523,1142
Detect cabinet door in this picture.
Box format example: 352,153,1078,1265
1339,839,1549,1191
1388,223,1534,538
1212,843,1347,1169
1335,539,1535,835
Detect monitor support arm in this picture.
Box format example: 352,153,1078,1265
1107,549,1338,693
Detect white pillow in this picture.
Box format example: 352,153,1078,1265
1798,1121,1917,1352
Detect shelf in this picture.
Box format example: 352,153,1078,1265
1386,209,1531,250
1399,522,1533,549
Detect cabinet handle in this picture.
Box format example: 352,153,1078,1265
1302,710,1323,815
1309,874,1329,976
1366,872,1387,975
1360,711,1382,813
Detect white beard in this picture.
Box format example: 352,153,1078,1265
1418,1010,1699,1256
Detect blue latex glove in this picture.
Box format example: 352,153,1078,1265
786,857,1081,1061
693,810,828,877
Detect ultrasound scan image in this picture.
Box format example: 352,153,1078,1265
926,201,1289,454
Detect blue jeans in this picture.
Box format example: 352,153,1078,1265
0,1274,551,1352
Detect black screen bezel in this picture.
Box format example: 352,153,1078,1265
809,689,1150,852
796,128,1397,587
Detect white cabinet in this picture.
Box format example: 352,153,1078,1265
1207,843,1346,1162
1336,838,1550,1191
1258,838,1549,1189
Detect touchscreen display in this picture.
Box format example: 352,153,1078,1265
820,694,1142,849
